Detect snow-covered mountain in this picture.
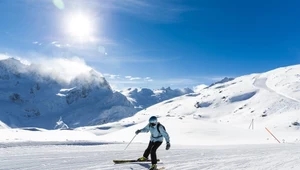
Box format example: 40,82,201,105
0,58,136,129
2,64,300,170
2,58,300,146
120,87,194,109
92,65,300,145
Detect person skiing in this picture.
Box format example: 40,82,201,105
135,116,170,170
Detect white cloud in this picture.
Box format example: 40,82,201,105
0,54,10,60
108,76,231,90
1,52,95,85
102,0,194,22
99,56,180,64
104,73,120,79
25,0,193,22
125,76,141,81
130,77,141,80
54,44,62,48
144,77,153,82
30,57,93,84
193,84,208,93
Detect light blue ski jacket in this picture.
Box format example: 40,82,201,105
140,123,170,143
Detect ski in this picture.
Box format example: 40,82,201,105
113,159,160,164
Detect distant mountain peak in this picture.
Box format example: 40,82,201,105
121,86,194,110
209,77,235,87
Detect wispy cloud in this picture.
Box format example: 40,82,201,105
94,71,233,90
45,0,195,22
105,0,195,22
0,52,94,85
144,77,153,82
125,76,141,81
103,73,155,89
193,84,208,93
103,73,120,79
0,53,10,60
95,56,181,64
30,38,112,61
107,75,235,90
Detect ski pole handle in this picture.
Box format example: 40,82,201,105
124,134,137,150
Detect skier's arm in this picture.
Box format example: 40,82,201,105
139,124,150,133
136,124,150,134
159,126,170,143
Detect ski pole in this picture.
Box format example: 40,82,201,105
124,134,137,150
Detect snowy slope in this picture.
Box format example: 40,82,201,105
93,65,300,145
0,58,136,129
120,87,193,109
1,143,300,170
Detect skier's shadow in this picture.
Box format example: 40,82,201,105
134,163,150,169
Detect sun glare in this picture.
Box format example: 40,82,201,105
67,13,94,38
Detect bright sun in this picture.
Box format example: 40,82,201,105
67,13,94,38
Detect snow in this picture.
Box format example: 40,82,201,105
1,143,300,170
0,128,99,143
1,63,300,169
0,58,136,129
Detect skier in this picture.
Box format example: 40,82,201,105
135,116,170,170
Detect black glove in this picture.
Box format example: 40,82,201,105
135,129,141,135
166,142,170,150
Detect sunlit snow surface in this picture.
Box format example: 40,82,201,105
1,143,300,170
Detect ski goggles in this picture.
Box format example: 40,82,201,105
150,123,157,126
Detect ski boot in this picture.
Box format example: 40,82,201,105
149,164,157,170
137,156,148,161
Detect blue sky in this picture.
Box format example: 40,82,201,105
1,0,300,90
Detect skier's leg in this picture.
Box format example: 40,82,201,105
150,141,162,164
143,141,154,159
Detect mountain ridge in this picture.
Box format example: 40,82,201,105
0,58,194,129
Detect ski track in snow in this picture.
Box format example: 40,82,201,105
253,76,300,104
0,143,300,170
253,77,274,93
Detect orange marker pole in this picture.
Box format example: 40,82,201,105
265,127,281,143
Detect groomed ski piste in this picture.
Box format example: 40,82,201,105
1,142,299,170
2,65,300,170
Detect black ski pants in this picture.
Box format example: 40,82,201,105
143,141,162,164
